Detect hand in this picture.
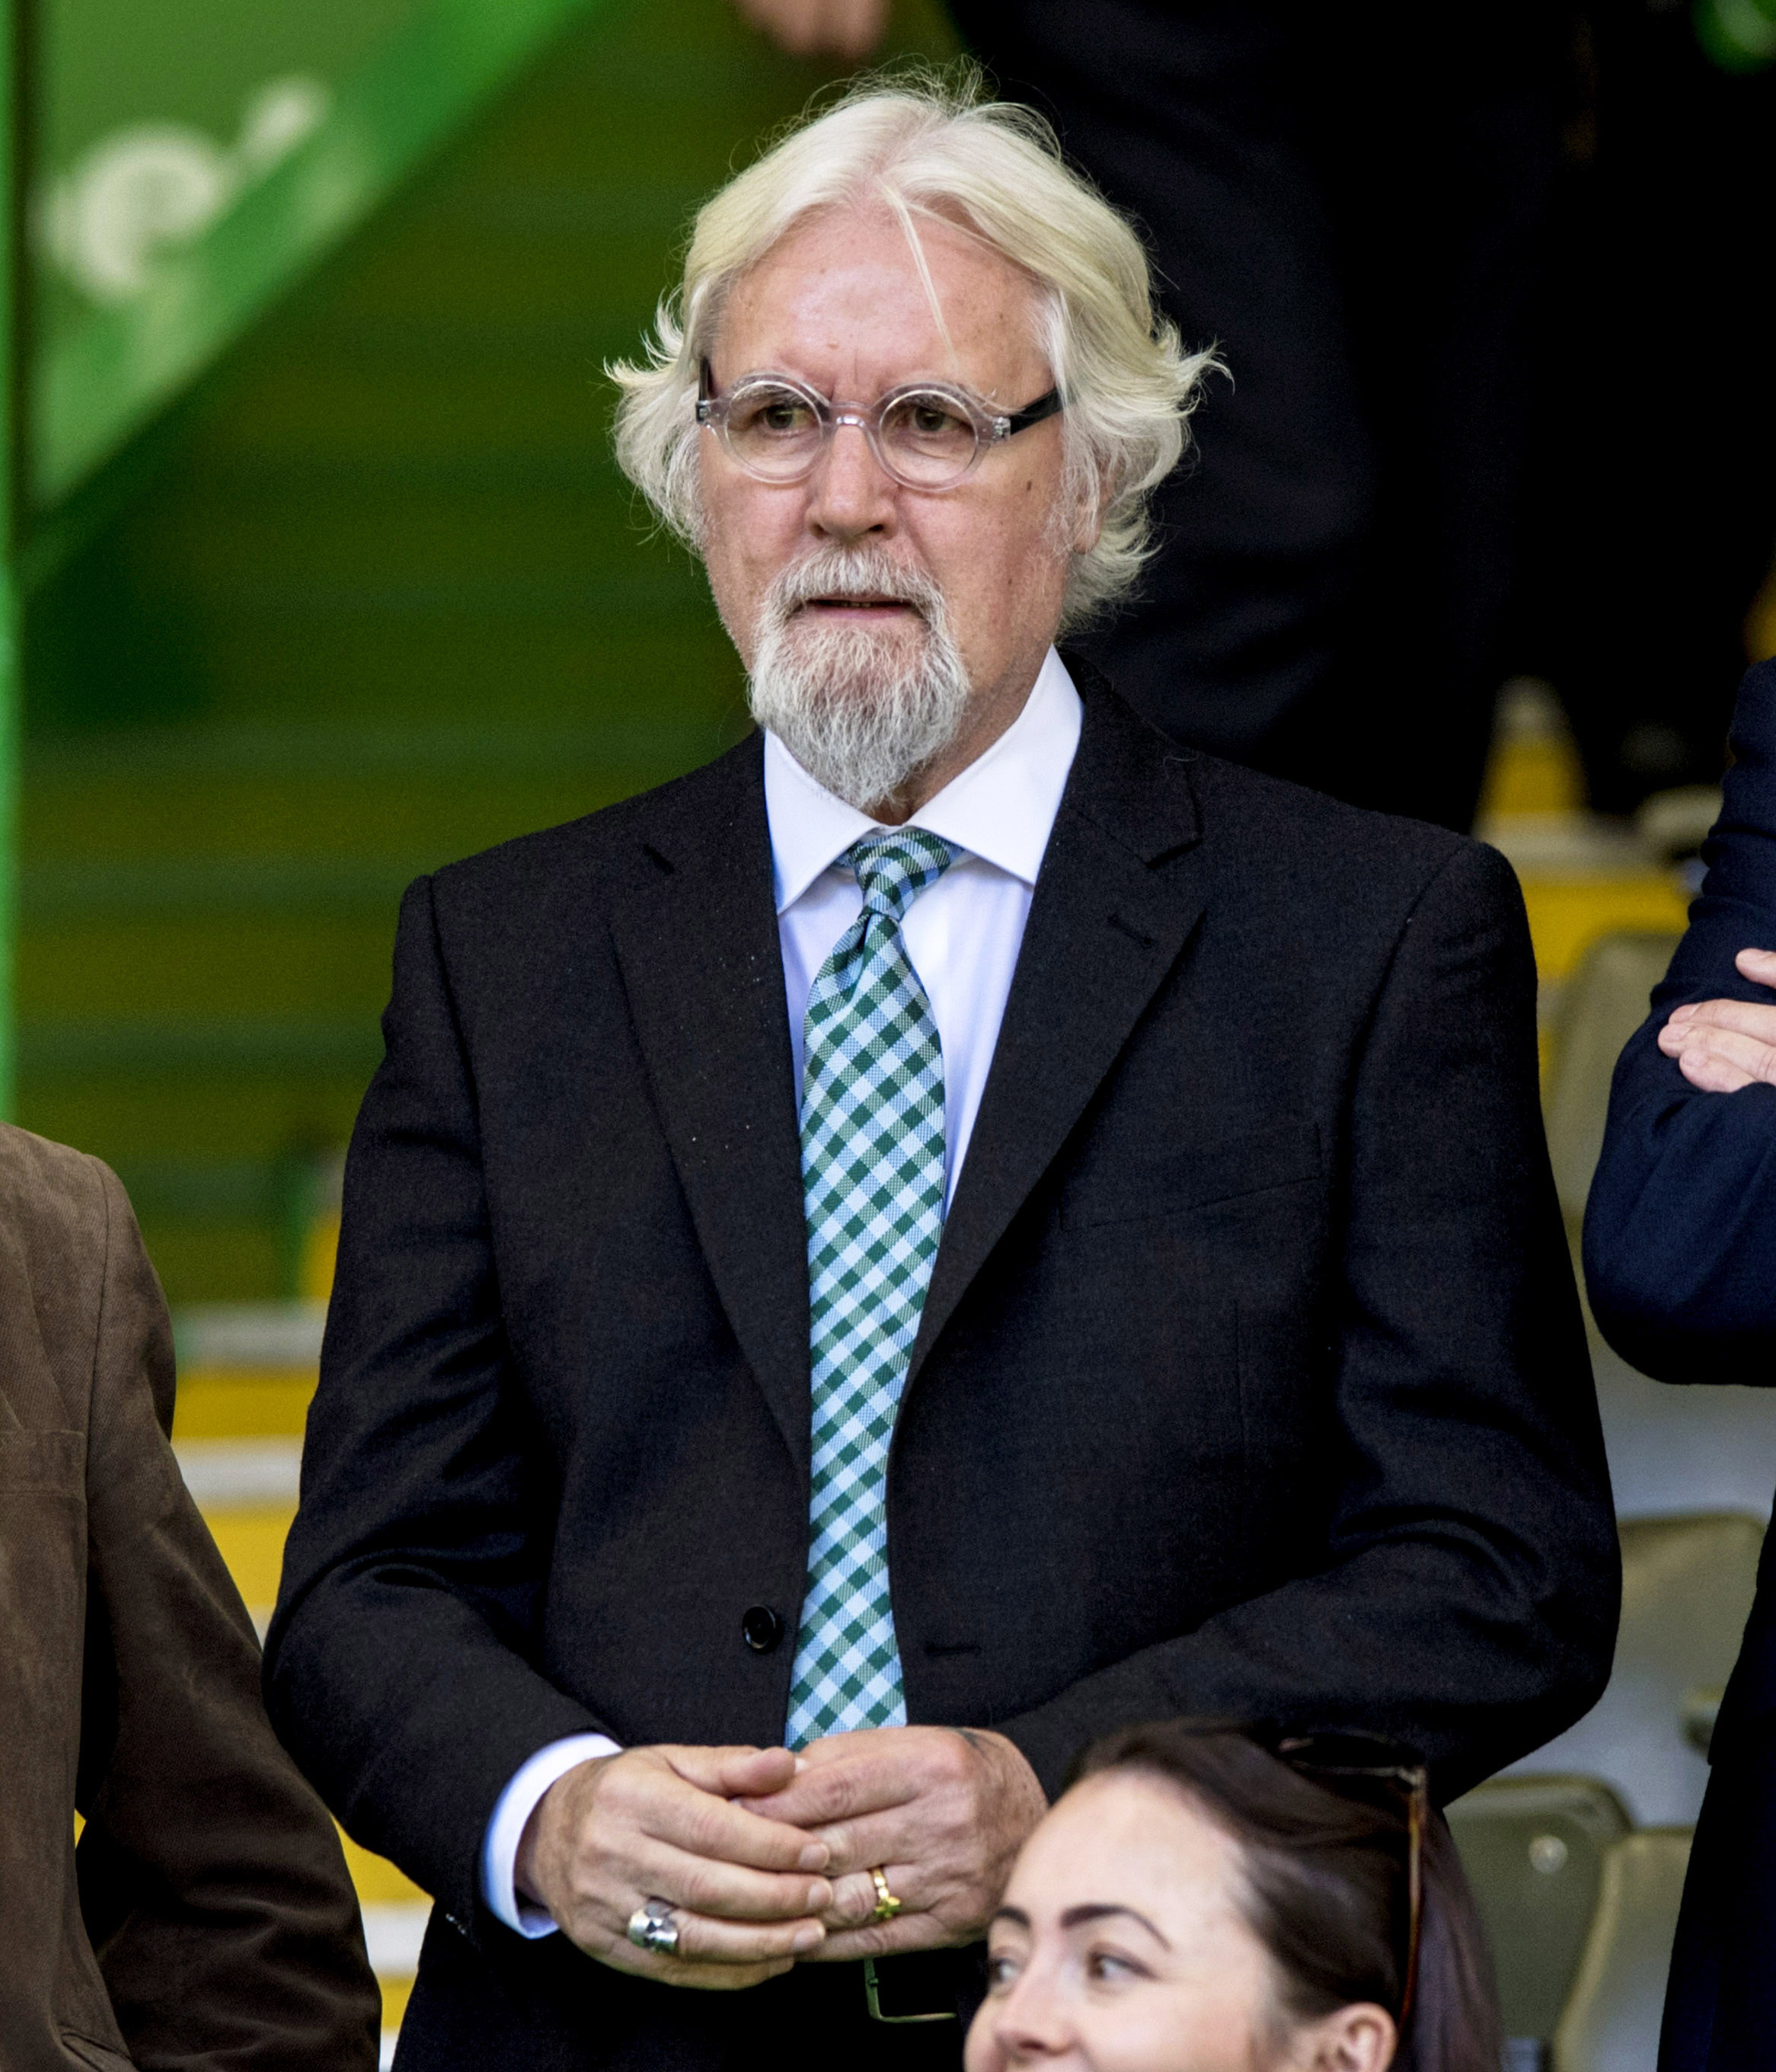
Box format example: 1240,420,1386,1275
739,1725,1047,1961
516,1745,833,1988
1659,949,1776,1092
731,0,890,59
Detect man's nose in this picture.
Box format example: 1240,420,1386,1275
805,419,898,540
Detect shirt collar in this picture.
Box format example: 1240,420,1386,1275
765,647,1084,915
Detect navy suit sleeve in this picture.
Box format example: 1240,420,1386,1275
263,878,609,1933
1585,657,1776,1386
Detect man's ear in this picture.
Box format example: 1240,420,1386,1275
1295,2002,1397,2072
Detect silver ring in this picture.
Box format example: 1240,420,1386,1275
626,1897,680,1957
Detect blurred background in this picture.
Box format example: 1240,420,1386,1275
1,1,1773,2063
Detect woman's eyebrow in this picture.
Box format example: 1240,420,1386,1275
990,1906,1032,1930
1059,1903,1171,1948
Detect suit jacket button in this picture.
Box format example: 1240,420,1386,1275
742,1606,785,1653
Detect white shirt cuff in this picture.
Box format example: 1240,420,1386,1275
481,1733,621,1936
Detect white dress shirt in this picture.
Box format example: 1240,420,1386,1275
480,648,1083,1933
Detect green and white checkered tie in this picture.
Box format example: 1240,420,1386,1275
785,827,957,1746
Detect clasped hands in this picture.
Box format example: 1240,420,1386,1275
1659,947,1776,1091
515,1725,1046,1989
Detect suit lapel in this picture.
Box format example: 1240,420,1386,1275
605,737,813,1476
909,682,1209,1384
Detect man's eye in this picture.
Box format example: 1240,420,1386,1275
911,405,963,436
731,391,817,440
755,401,813,434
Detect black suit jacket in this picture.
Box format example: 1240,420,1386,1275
267,673,1616,2066
1586,657,1776,2072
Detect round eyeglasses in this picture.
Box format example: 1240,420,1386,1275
695,360,1063,491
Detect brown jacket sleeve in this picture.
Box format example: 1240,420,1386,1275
72,1155,381,2070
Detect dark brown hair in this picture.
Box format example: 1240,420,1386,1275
1072,1722,1500,2072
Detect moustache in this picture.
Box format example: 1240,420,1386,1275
768,548,945,622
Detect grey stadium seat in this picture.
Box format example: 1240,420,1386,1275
1506,1513,1762,1826
1543,930,1682,1228
1552,1828,1691,2072
1445,1775,1631,2046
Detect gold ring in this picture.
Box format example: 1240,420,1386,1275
869,1866,902,1923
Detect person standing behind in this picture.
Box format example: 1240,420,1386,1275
1586,654,1776,2070
0,1121,380,2072
734,0,1564,833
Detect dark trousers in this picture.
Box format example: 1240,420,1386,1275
948,0,1564,832
394,1916,977,2070
1659,1715,1776,2068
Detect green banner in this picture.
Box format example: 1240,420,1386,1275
33,0,608,508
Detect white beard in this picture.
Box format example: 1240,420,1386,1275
746,546,972,812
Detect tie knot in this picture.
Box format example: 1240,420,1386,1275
845,829,957,925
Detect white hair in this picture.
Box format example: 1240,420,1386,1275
608,69,1223,630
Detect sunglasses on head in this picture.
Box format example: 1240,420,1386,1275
1260,1728,1428,2031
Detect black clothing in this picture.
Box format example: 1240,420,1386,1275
267,670,1616,2067
1514,9,1776,816
1585,659,1776,2069
949,0,1564,830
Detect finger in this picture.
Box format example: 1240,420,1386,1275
590,1936,799,1992
633,1764,831,1874
1661,999,1776,1044
801,1911,959,1963
646,1906,827,1965
825,0,889,58
741,1750,922,1831
816,1863,922,1931
1668,1025,1776,1086
645,1958,794,1991
802,1808,932,1879
1736,948,1776,986
637,1836,832,1923
746,0,823,53
1679,1047,1756,1093
662,1743,804,1805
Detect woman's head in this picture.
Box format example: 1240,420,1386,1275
967,1722,1500,2072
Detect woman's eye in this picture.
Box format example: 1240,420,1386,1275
985,1950,1023,1990
1086,1947,1148,1984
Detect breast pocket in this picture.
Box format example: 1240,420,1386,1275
1063,1121,1322,1229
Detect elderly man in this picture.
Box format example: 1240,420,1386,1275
267,80,1616,2070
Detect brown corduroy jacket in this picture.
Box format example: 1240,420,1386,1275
0,1122,379,2071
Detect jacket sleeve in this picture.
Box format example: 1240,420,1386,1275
76,1159,382,2071
999,839,1621,1802
1584,658,1776,1385
264,878,612,1934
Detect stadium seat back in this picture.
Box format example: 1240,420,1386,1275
1552,1828,1691,2072
1544,931,1682,1223
1445,1775,1631,2042
1511,1512,1763,1825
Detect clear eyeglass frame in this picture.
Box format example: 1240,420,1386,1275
695,360,1063,491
